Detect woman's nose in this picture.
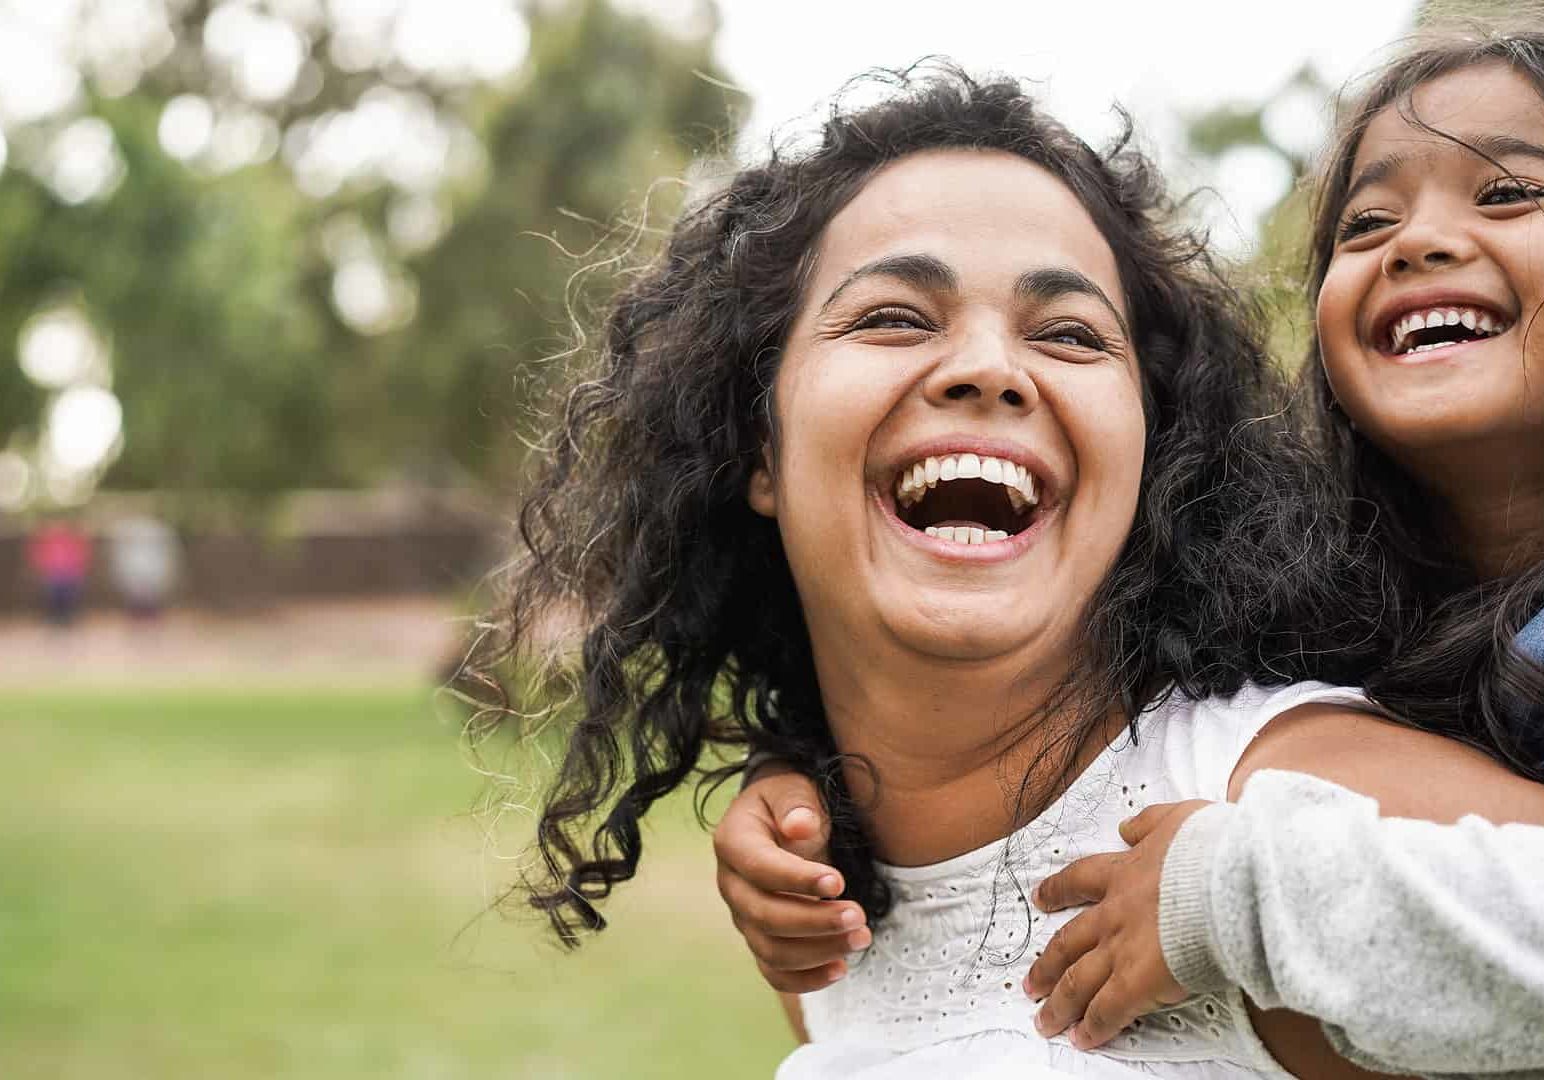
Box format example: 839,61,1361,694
925,333,1038,413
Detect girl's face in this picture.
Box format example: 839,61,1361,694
1317,63,1544,473
748,149,1146,673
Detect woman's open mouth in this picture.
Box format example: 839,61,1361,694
889,452,1043,547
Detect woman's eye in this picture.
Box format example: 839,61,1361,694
1337,210,1393,243
1478,179,1544,207
850,307,931,332
1039,323,1104,350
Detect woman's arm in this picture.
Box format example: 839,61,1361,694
1230,705,1544,1079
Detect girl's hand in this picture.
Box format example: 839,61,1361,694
713,765,870,993
1024,800,1209,1048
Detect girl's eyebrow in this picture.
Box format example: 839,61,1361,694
1344,134,1544,206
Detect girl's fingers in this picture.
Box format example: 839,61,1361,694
1025,907,1101,999
741,922,869,974
1069,975,1146,1050
1034,950,1113,1039
758,772,833,861
758,957,847,995
719,870,866,938
1032,853,1118,913
714,805,843,897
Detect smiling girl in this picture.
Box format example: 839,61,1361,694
717,24,1544,1080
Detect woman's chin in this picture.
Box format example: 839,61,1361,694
876,599,1064,666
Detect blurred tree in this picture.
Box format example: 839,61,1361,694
367,0,740,491
1183,64,1329,370
0,0,740,514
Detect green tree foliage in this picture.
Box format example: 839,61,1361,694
373,1,740,491
0,0,740,513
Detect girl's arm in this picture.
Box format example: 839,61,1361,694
1225,705,1544,1079
1028,706,1544,1078
1162,768,1544,1078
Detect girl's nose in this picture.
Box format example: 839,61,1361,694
1381,214,1478,277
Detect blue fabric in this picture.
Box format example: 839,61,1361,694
1518,608,1544,665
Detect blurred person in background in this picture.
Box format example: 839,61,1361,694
107,515,180,619
26,517,91,626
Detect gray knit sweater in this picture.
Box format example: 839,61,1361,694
1158,769,1544,1078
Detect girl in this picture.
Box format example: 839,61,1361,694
720,24,1544,1080
480,66,1400,1078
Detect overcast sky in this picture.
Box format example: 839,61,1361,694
699,0,1423,249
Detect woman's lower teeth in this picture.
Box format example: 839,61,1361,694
924,525,1009,544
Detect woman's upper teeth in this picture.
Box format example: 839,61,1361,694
1388,305,1509,353
894,453,1037,510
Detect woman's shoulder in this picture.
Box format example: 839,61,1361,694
1123,681,1373,804
1229,692,1544,823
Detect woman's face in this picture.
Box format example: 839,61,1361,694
748,149,1146,672
1317,63,1544,473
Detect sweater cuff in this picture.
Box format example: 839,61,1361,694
1158,802,1234,994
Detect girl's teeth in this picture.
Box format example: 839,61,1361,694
956,453,981,479
1388,305,1509,353
939,457,958,482
980,457,1002,484
924,456,940,485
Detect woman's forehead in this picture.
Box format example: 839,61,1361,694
808,149,1125,310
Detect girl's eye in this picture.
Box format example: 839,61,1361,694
1478,178,1544,207
1336,209,1393,243
850,307,932,332
1038,323,1105,351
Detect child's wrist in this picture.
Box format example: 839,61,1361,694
1157,801,1234,994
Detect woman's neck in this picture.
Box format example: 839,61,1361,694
812,646,1122,866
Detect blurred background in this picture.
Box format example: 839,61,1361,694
0,0,1501,1076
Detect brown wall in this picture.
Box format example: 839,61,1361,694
0,490,503,613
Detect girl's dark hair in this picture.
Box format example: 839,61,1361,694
481,64,1366,946
1302,22,1544,777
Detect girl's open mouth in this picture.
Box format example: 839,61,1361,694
887,452,1046,549
1380,304,1512,358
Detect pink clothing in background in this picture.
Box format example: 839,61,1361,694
27,523,92,582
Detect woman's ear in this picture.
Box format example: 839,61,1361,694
748,446,777,518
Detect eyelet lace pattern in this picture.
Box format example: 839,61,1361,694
796,686,1367,1075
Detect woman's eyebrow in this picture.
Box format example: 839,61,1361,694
818,253,957,314
1015,267,1130,338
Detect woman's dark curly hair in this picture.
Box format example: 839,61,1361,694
1302,22,1544,779
480,65,1371,946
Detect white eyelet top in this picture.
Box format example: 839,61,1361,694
777,682,1371,1080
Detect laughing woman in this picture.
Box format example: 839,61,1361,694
477,68,1539,1077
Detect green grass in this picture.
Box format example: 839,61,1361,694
0,687,792,1079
